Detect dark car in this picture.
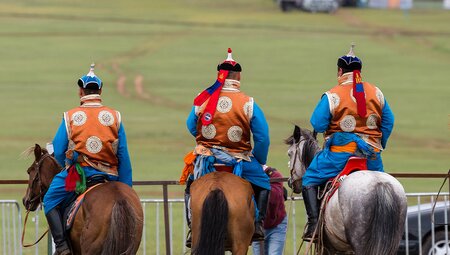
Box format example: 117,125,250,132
398,201,450,255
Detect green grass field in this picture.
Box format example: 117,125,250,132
0,0,449,254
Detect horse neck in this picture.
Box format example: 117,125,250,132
40,156,61,189
303,138,321,169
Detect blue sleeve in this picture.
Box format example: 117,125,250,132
117,123,133,187
380,100,394,149
251,103,270,165
52,117,68,167
310,95,331,133
186,106,198,137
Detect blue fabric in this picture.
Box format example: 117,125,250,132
310,95,332,133
78,75,102,89
186,106,198,137
380,100,394,149
251,216,288,255
43,117,133,214
192,149,270,190
302,132,383,187
339,55,362,66
250,103,270,165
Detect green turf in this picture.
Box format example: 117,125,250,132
0,0,449,254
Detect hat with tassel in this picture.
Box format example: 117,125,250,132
337,43,362,71
77,63,103,89
194,48,240,126
217,48,242,72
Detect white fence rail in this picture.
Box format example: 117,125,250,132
2,193,449,255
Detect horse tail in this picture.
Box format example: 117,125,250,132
192,189,228,255
101,200,139,255
363,182,404,255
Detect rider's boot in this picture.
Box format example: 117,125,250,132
252,188,270,241
45,208,71,255
302,185,320,242
184,178,193,248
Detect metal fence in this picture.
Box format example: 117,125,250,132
4,193,449,255
0,200,22,255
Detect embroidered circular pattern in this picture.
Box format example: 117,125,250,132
366,114,378,129
340,115,356,132
217,96,232,113
72,111,87,126
98,111,115,126
86,136,102,154
329,93,340,112
201,124,216,140
227,126,243,142
243,101,253,118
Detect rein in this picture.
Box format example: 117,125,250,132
22,152,52,247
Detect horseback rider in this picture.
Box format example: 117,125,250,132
300,44,395,241
43,64,133,255
182,48,271,247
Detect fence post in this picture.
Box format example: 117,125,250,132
163,184,171,255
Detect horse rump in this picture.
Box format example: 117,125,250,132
101,199,140,255
349,181,406,255
192,189,228,255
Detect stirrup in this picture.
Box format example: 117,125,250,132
251,223,265,242
302,226,318,243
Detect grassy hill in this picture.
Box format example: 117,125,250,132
1,0,448,188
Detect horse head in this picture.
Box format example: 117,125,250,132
285,125,321,193
22,144,61,211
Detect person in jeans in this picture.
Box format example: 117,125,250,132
252,166,288,255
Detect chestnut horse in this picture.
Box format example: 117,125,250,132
22,144,143,255
286,126,407,255
190,171,255,255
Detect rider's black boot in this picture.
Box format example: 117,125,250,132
253,188,270,241
184,178,193,248
45,208,71,255
302,186,320,242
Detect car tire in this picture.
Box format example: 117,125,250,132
423,230,450,255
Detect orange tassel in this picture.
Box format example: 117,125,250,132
179,151,196,185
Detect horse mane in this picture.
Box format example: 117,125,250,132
20,145,49,159
21,146,36,159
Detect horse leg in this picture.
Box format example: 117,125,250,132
77,205,108,255
229,211,253,255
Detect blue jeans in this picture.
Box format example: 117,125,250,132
252,216,288,255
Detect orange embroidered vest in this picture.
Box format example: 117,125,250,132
325,73,385,150
195,82,253,153
63,95,120,175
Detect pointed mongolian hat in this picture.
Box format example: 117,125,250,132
217,48,242,72
337,43,362,71
77,63,103,89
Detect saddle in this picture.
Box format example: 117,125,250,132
61,175,107,231
319,157,367,201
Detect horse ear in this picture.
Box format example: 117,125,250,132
293,125,301,143
34,144,42,160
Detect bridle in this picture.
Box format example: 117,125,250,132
26,152,52,206
22,151,53,248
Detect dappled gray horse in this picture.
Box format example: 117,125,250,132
286,125,407,255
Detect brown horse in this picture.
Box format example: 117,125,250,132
190,171,255,255
22,144,143,255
